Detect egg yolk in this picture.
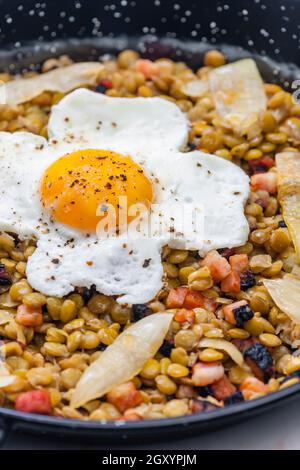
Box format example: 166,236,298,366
40,149,153,232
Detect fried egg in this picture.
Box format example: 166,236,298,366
0,89,249,304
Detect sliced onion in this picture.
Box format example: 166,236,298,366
264,277,300,325
0,310,12,325
0,376,15,388
276,152,300,261
209,59,267,134
4,62,104,105
10,319,26,344
0,361,15,388
198,338,244,366
0,292,19,308
280,118,300,146
71,313,173,408
181,79,209,98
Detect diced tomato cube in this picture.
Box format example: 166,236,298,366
167,287,216,312
184,290,216,312
192,362,224,387
15,390,52,415
229,254,249,274
248,155,274,174
240,377,269,400
250,172,277,194
107,382,142,413
261,155,275,168
184,290,203,309
203,296,217,312
211,375,236,401
200,250,231,282
16,304,43,327
174,308,195,324
240,376,268,393
221,270,241,293
222,300,248,325
135,59,161,79
166,287,189,309
99,78,112,89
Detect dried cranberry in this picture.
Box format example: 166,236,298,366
244,343,273,369
0,264,12,287
278,220,287,228
195,385,211,397
95,79,112,94
244,343,274,382
95,84,108,94
191,398,217,413
255,198,268,210
131,304,151,322
78,284,97,303
232,304,254,326
252,164,267,173
159,339,173,357
187,142,197,151
240,270,256,290
218,247,236,259
233,338,257,354
224,391,244,406
248,155,274,175
7,232,20,245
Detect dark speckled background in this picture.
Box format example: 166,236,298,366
0,0,299,85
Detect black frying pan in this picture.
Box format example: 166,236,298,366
0,0,300,444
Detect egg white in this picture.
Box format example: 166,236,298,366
0,89,249,304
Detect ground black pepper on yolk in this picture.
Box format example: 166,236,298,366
39,148,153,232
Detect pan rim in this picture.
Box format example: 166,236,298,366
1,381,299,431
